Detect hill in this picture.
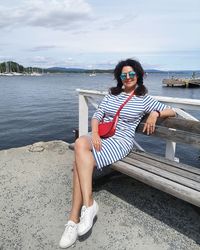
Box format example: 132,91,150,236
0,61,199,74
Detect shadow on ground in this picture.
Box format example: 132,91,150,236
93,170,200,246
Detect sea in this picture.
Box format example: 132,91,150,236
0,72,199,167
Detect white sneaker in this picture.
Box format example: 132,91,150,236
77,200,99,236
59,220,78,248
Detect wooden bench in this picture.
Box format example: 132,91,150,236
70,117,200,207
111,117,200,207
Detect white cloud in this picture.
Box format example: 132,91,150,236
0,0,92,30
96,13,137,31
30,45,59,52
31,56,50,63
0,0,200,70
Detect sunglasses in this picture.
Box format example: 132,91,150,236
120,71,136,81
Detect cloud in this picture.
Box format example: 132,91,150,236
97,13,137,31
29,45,59,52
26,55,57,67
0,0,92,31
0,56,14,62
31,56,50,62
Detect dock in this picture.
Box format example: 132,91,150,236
1,140,200,250
162,78,200,88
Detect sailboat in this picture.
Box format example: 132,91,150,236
30,67,42,76
2,62,13,76
89,71,96,77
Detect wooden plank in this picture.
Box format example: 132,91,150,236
140,117,200,133
137,125,200,148
128,152,200,183
131,151,200,175
121,157,200,192
159,118,200,133
69,143,200,176
111,161,200,207
69,142,200,206
136,117,200,147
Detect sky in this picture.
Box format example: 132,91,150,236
0,0,200,70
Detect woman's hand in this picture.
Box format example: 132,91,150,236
92,131,102,151
142,111,159,135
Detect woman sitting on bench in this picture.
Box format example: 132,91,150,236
59,58,176,248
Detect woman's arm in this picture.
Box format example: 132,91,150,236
143,108,176,135
91,94,111,151
91,118,99,134
91,118,102,151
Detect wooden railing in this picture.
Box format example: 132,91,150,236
76,88,200,161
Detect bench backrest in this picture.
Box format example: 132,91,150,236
136,117,200,148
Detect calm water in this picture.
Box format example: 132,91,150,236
0,72,199,167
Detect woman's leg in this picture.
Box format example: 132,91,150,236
59,160,84,248
59,135,97,247
74,136,96,207
68,161,83,223
68,135,95,222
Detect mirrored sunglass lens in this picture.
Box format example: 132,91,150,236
129,72,136,78
120,74,126,80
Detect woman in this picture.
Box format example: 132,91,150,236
59,58,176,248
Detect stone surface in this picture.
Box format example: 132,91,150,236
0,140,200,250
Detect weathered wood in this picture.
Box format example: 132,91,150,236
138,125,200,148
140,117,200,133
128,153,200,183
121,157,200,191
158,118,200,133
137,119,200,148
111,161,200,207
130,151,200,176
69,114,200,207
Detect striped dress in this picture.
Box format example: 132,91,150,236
91,92,169,170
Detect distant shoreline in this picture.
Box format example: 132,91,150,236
0,61,199,75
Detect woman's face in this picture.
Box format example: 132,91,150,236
121,66,137,93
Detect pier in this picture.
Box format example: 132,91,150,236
162,78,200,88
1,141,200,249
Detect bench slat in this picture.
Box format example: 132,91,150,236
121,157,200,192
140,117,200,134
111,161,200,207
130,151,200,175
137,124,200,148
128,152,200,182
159,118,200,133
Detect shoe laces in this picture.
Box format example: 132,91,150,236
80,206,87,221
64,222,76,235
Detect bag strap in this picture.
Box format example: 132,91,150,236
116,90,134,115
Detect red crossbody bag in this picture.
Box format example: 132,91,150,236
98,91,134,138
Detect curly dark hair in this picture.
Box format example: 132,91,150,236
110,58,148,96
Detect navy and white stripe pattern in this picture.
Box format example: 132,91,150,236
91,92,169,170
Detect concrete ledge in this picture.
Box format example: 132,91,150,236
0,141,200,250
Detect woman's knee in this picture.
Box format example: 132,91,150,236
74,136,91,152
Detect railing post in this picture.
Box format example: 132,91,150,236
79,94,89,136
165,140,178,161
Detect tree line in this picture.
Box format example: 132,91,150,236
0,61,43,73
0,61,114,74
